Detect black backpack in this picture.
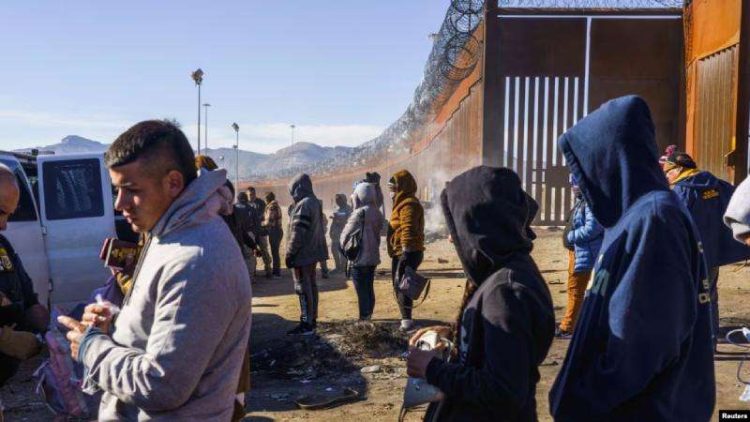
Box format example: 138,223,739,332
340,210,365,261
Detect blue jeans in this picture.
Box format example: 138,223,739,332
351,266,376,319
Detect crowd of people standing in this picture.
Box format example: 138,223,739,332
1,94,750,421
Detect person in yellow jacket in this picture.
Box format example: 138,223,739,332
387,170,425,331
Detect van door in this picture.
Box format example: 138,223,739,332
0,156,51,307
36,154,115,304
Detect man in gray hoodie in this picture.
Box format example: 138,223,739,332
59,120,252,421
286,173,327,335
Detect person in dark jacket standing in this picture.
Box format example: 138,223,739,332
406,166,554,422
549,96,714,421
329,193,352,274
286,174,328,335
248,186,272,278
664,150,750,342
234,191,262,277
263,192,284,278
387,170,425,331
318,200,330,279
340,183,383,320
557,175,603,338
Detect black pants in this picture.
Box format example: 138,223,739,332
293,264,319,325
351,265,376,319
391,251,423,320
268,228,283,276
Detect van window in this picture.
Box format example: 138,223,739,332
43,159,104,220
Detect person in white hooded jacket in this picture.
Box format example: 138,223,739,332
725,175,750,246
340,182,383,320
59,120,252,422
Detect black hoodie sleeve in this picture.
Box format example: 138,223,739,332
425,281,534,415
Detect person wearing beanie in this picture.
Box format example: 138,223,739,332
664,150,750,343
658,144,678,171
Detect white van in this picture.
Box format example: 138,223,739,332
1,151,132,306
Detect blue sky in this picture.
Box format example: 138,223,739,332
0,1,450,154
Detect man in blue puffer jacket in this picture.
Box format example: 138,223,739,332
557,175,603,338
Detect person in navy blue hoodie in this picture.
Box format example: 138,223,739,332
548,96,715,421
664,150,750,342
406,166,555,422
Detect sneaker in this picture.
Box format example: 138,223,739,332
400,319,414,332
356,315,373,324
287,323,315,336
555,327,572,339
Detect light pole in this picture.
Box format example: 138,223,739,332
290,124,296,147
232,122,240,188
203,103,211,150
191,68,204,154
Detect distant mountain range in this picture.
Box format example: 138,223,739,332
17,135,110,155
14,135,353,180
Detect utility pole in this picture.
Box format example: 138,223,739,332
290,124,296,147
203,103,211,150
232,122,240,188
191,68,204,154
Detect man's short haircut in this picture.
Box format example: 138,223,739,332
247,186,256,193
105,120,197,185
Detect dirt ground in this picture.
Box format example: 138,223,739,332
2,229,749,421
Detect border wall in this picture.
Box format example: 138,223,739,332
250,1,698,226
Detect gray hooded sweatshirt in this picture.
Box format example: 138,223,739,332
80,169,252,421
286,174,328,267
339,182,383,267
725,175,750,242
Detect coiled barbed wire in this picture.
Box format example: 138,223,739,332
260,0,685,180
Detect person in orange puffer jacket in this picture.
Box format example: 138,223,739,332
387,170,425,331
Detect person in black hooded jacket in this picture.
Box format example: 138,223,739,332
549,96,714,421
406,166,555,422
